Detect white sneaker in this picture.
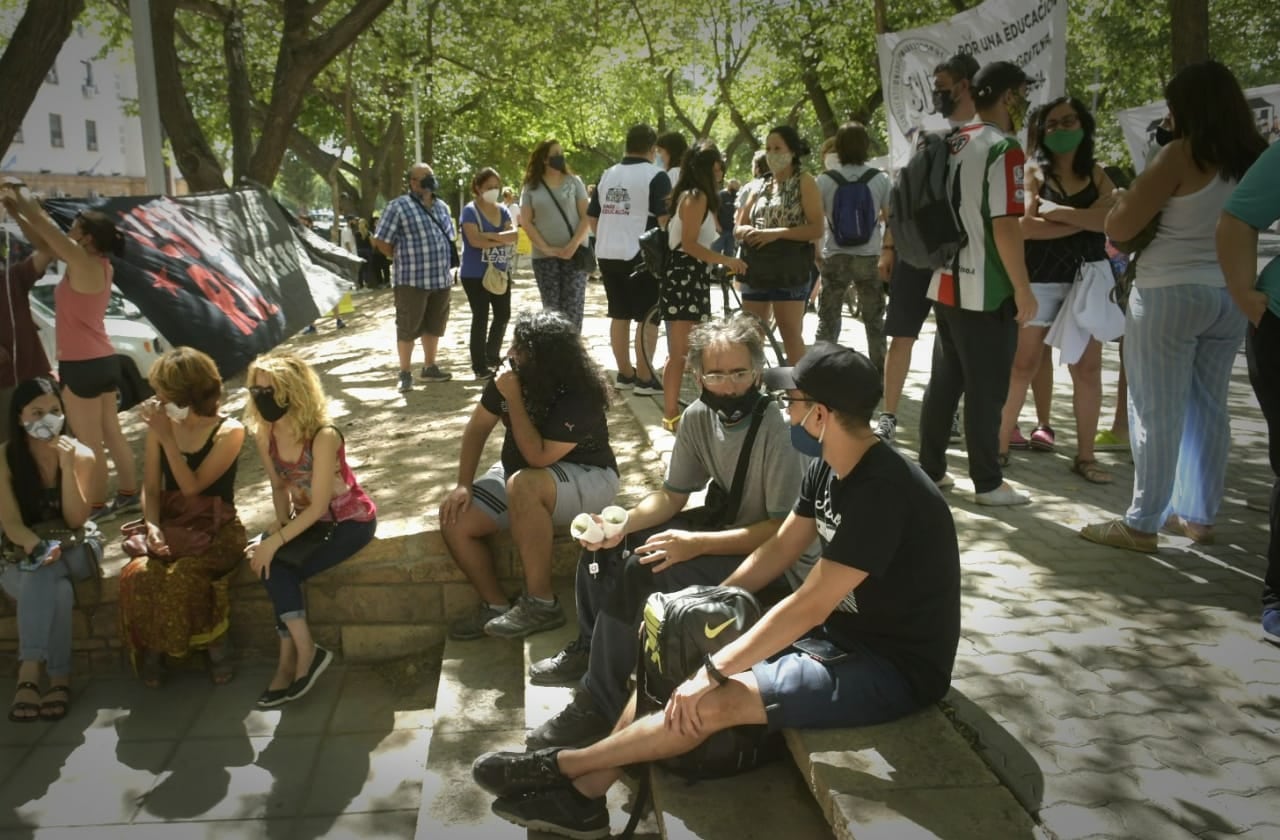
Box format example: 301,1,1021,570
933,472,955,490
975,484,1030,506
875,413,897,442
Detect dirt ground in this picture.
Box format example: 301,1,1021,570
110,272,667,557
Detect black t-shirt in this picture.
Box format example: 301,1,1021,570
794,442,960,704
480,379,618,475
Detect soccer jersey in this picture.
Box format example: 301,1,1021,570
927,122,1026,312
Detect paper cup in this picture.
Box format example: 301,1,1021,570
599,506,629,540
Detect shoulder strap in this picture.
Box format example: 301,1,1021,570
408,196,453,240
541,179,577,237
824,170,848,186
721,394,772,527
856,168,880,185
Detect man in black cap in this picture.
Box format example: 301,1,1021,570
919,59,1038,506
470,342,961,839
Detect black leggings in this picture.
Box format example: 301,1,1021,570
460,274,512,372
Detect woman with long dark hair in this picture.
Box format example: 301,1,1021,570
0,376,99,721
1082,61,1267,552
998,97,1118,481
440,310,619,641
520,140,592,330
659,141,747,428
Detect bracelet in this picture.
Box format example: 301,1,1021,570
703,653,730,686
881,245,895,251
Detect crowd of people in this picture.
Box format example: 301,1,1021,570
0,50,1277,840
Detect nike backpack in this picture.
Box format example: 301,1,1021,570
887,128,967,270
824,168,881,247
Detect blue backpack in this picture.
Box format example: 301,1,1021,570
824,168,881,247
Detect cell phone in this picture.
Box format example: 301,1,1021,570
792,637,850,665
18,539,60,571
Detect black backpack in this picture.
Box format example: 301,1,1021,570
637,225,671,280
887,129,966,270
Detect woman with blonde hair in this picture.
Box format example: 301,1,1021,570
243,352,376,707
118,347,246,687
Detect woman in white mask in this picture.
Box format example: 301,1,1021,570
459,167,519,379
0,376,98,722
117,347,247,688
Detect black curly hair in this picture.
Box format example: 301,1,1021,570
509,310,612,423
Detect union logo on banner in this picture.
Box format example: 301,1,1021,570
886,37,951,147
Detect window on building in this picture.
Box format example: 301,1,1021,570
85,120,98,152
45,65,58,85
49,114,63,148
81,60,95,94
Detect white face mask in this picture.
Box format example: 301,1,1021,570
481,188,500,204
766,152,792,173
823,153,840,170
165,402,190,422
24,412,65,441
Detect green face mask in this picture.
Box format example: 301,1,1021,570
1043,128,1084,154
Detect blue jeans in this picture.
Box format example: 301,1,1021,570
261,518,377,635
1123,285,1247,532
0,541,100,676
532,258,588,332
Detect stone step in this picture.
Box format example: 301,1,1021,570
650,761,832,840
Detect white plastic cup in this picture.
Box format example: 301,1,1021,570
599,506,629,540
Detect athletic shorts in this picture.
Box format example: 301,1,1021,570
600,257,658,322
394,285,451,342
883,260,935,339
751,635,924,731
1028,282,1072,328
59,355,121,399
469,460,620,530
739,281,809,303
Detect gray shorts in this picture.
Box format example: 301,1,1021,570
470,461,620,529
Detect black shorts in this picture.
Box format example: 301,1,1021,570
600,257,658,321
59,355,121,399
883,260,935,339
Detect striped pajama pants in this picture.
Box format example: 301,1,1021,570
1123,284,1247,532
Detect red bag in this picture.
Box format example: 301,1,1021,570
122,491,234,560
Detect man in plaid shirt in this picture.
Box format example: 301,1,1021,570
374,163,457,391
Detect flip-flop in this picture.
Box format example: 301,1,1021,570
8,681,41,724
208,640,236,686
39,685,70,722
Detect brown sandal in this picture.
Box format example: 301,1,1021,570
1072,457,1112,484
140,652,165,689
208,639,236,686
39,685,70,721
8,681,41,723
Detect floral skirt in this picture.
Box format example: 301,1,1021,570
658,250,712,322
118,517,247,669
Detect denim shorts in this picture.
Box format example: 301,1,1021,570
739,281,810,302
751,635,923,731
470,461,620,530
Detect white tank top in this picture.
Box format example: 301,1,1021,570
1135,174,1237,289
668,202,718,252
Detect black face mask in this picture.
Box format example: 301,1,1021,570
253,391,289,423
933,88,957,118
1154,126,1174,147
700,387,760,425
419,174,438,192
548,155,567,172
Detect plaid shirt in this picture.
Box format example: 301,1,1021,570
374,193,455,290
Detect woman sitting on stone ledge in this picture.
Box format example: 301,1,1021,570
243,352,376,709
118,347,246,688
1,376,100,722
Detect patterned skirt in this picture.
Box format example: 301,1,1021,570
118,517,247,669
658,250,712,322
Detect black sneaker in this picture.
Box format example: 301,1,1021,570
526,691,611,750
285,645,332,701
491,786,609,840
633,378,663,396
529,640,590,686
472,747,566,798
615,372,636,390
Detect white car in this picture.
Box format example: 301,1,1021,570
29,267,165,410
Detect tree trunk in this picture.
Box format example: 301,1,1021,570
0,0,86,154
224,4,254,184
152,0,228,190
1169,0,1209,70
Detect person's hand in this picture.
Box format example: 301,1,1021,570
664,667,716,737
574,512,626,551
1236,289,1269,327
1014,286,1039,325
146,522,170,557
877,249,894,281
635,528,702,573
723,256,747,276
1037,198,1066,220
439,485,472,526
0,193,16,214
138,397,175,442
743,227,777,248
246,533,278,579
494,365,521,401
53,435,77,467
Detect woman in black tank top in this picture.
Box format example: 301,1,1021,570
998,98,1120,484
118,348,247,688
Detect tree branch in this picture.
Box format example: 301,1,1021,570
0,0,86,154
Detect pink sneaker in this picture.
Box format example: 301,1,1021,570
1029,425,1056,452
1009,427,1030,450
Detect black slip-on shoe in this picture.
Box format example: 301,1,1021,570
285,645,333,701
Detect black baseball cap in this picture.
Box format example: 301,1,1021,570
972,61,1031,100
763,343,882,419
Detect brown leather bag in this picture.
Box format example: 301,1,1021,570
122,491,234,560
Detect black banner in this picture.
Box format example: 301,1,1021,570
43,186,358,377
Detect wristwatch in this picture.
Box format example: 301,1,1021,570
703,653,730,686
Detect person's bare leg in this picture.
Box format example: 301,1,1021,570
662,321,693,421
282,617,320,680
1071,339,1104,462
100,392,137,493
772,300,807,365
635,320,657,382
506,468,558,601
882,336,916,416
421,334,441,368
1111,338,1130,440
267,636,298,691
999,326,1049,453
1030,347,1054,428
397,340,415,373
610,319,634,379
442,505,505,605
61,389,108,504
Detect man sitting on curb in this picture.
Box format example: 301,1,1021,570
473,343,962,838
525,313,817,751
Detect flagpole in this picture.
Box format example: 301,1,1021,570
129,0,167,195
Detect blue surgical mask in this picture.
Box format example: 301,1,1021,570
789,404,823,458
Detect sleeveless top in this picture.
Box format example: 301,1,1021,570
161,417,237,504
1135,174,1238,290
54,257,115,361
1025,175,1107,285
749,173,806,229
269,426,376,523
668,204,719,251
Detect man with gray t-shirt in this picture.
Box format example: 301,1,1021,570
525,314,818,750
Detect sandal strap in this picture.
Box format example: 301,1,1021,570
42,685,70,697
15,681,40,692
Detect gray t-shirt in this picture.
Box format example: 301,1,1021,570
521,176,588,259
816,163,891,258
665,397,821,590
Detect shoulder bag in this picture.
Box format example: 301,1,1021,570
542,179,596,273
680,395,771,531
